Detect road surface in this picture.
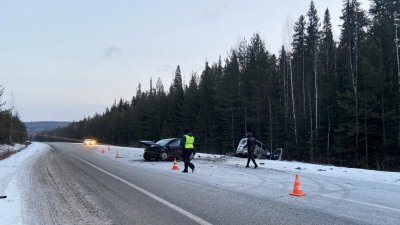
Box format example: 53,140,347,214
19,142,400,225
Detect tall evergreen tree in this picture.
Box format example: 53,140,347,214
319,8,337,163
305,0,320,162
167,65,185,135
361,0,400,169
336,0,368,167
197,62,216,151
292,15,307,119
0,84,27,144
221,50,242,151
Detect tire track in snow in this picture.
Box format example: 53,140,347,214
21,147,111,225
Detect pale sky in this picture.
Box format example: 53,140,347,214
0,0,370,122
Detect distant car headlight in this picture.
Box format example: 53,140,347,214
83,139,97,145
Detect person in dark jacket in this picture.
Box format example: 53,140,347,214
180,129,195,173
244,132,258,168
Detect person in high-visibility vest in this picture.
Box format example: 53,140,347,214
180,129,195,173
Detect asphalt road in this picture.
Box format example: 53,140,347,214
20,143,400,225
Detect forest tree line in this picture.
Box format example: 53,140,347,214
39,0,400,171
0,85,27,144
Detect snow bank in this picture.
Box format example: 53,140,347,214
0,144,27,158
0,142,50,225
222,156,400,185
0,143,26,152
94,144,400,186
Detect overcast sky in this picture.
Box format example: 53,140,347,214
0,0,370,122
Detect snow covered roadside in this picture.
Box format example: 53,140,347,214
93,144,400,186
0,142,50,225
0,144,27,159
199,153,400,185
0,144,26,153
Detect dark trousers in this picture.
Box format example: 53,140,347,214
182,148,195,172
247,150,257,167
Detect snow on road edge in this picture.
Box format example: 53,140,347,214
0,144,26,154
0,142,50,225
93,144,400,186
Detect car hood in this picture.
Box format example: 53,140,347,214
139,140,156,146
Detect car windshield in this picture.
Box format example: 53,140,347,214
169,140,180,147
156,139,174,147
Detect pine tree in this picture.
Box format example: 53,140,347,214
305,0,320,162
319,8,336,163
336,0,368,167
278,46,298,159
362,0,400,170
182,73,199,133
221,50,242,152
197,62,216,151
167,65,185,136
292,15,307,118
0,84,27,144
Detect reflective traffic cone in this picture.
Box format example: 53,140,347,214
115,150,121,159
172,158,179,170
290,174,306,197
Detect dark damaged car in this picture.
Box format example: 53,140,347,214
140,138,184,161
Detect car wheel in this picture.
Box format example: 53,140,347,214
160,152,168,161
143,152,151,161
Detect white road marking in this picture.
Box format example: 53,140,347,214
320,194,400,213
73,156,213,225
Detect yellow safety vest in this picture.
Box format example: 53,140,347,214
184,135,194,149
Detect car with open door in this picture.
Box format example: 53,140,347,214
236,138,283,160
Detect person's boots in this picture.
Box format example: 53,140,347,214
254,164,258,169
245,164,249,168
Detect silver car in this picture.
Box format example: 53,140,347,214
236,138,282,160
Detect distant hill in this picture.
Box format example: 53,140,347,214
25,121,71,136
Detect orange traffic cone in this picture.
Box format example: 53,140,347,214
289,174,306,197
115,150,121,159
101,148,105,154
172,158,179,170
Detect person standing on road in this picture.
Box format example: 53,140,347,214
180,129,195,173
244,132,258,168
